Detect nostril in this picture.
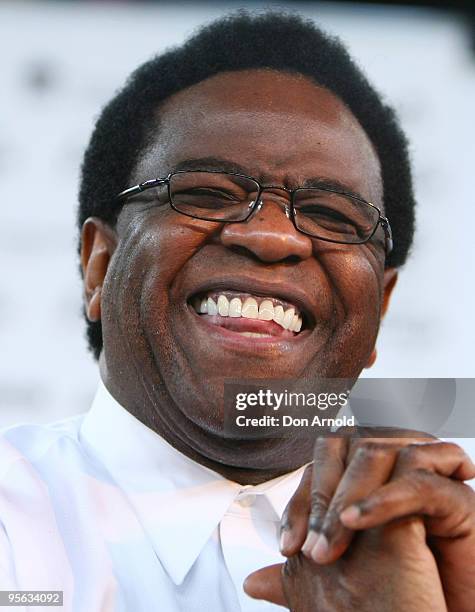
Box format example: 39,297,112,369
228,245,304,265
281,254,301,264
228,244,265,262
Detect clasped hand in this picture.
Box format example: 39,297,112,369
244,432,475,611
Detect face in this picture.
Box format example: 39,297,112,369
82,69,397,477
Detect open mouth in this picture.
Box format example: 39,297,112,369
188,289,311,339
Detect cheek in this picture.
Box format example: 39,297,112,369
117,209,209,290
319,250,383,374
102,213,205,348
329,248,383,318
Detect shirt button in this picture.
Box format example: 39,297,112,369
237,493,256,507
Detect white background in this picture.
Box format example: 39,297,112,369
1,1,474,426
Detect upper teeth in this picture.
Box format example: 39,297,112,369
193,294,303,332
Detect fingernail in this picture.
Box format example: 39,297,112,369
302,531,319,557
279,529,292,553
340,505,361,525
311,533,329,563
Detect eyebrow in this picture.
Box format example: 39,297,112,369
169,157,369,202
172,157,253,176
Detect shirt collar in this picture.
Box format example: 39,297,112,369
79,381,306,585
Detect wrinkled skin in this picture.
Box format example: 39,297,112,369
246,517,447,611
245,434,475,610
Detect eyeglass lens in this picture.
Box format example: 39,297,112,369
168,171,380,243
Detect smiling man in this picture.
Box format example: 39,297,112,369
1,11,474,612
86,67,393,481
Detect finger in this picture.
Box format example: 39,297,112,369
280,464,312,556
301,437,347,559
354,426,435,443
337,440,475,534
243,563,287,607
307,440,399,564
340,470,475,537
391,441,475,481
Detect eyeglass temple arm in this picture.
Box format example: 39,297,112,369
380,216,393,255
115,178,167,202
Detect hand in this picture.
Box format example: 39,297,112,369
245,514,447,611
279,434,475,611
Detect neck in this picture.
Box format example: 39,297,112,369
158,434,304,485
101,365,313,485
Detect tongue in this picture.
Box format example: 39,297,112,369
201,315,295,337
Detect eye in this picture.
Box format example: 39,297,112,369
171,185,246,212
294,189,378,240
297,205,357,234
298,205,353,224
178,187,240,201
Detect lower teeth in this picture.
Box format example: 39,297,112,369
238,332,273,338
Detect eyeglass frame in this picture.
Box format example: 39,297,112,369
115,169,393,254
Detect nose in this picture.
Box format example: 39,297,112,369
220,195,313,263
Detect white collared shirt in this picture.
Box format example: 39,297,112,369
0,381,306,611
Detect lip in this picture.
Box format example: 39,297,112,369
185,275,317,329
188,305,313,351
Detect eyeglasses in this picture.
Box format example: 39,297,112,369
116,170,393,254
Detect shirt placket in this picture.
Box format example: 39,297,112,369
219,489,284,611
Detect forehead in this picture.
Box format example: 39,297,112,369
135,69,382,203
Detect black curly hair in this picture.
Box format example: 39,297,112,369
78,10,416,360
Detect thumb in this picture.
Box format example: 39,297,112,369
243,563,288,607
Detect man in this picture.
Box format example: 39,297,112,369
1,11,474,611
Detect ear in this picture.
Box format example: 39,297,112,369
80,217,117,322
365,268,398,368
